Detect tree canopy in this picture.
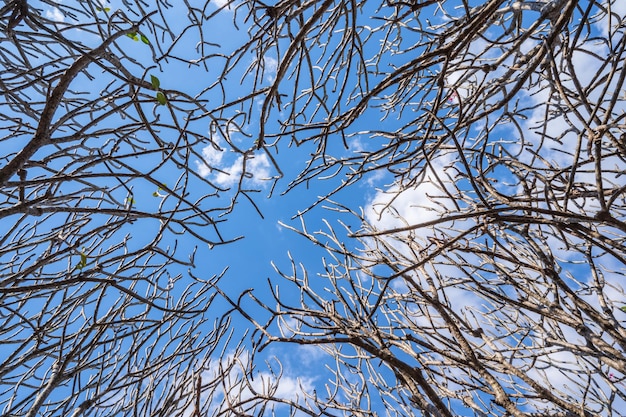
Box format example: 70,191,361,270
1,0,625,416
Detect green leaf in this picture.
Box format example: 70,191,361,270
126,32,139,41
150,75,160,90
153,184,167,197
621,306,626,313
96,7,111,12
77,248,88,270
140,34,150,45
156,91,167,105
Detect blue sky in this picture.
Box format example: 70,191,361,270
2,0,626,416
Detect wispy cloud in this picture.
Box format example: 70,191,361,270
595,1,626,37
195,136,271,188
45,7,65,22
212,152,271,187
196,350,315,415
263,56,278,83
212,0,235,12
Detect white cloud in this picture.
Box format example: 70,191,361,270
197,350,315,416
263,56,278,83
353,5,626,414
293,344,327,365
361,152,484,318
212,0,234,12
196,135,271,188
212,152,271,187
277,315,301,337
45,7,65,22
444,37,491,105
595,1,626,37
348,136,365,153
195,140,226,178
519,37,626,210
365,154,456,230
247,152,271,181
252,372,314,401
200,141,225,166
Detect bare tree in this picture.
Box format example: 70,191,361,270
213,0,626,416
3,0,626,416
0,1,272,416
